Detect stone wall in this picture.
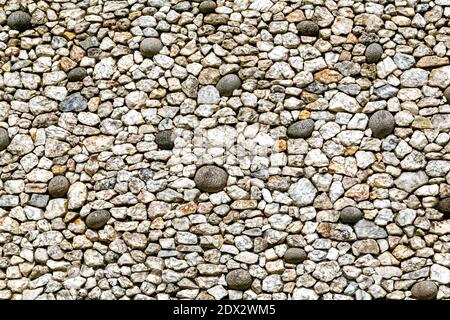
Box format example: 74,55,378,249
0,0,449,300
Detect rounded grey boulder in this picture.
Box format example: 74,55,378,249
365,43,383,64
340,206,363,224
284,248,307,264
0,128,10,152
444,87,450,103
287,119,314,139
155,130,175,150
48,176,70,198
86,210,111,229
7,11,32,31
368,110,395,138
296,21,319,37
67,67,88,82
216,74,241,96
437,197,450,216
199,1,217,14
411,281,438,300
194,165,228,192
226,269,252,290
140,38,163,58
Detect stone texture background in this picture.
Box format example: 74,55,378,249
0,0,450,300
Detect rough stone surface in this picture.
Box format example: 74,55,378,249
0,128,10,151
365,43,383,63
59,93,88,112
155,130,175,150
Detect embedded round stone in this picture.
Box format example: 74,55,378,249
155,130,175,150
140,38,163,58
0,128,10,152
296,21,319,37
86,210,111,229
437,197,450,215
48,176,70,198
199,1,217,14
216,74,241,96
284,248,307,264
365,43,383,64
411,281,438,300
340,206,363,224
67,67,88,82
368,110,395,138
194,165,228,192
287,119,314,139
225,269,252,290
7,11,32,31
444,87,450,103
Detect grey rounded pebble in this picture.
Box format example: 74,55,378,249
67,67,88,82
287,119,315,139
216,74,241,96
340,207,363,224
199,1,217,14
7,11,32,31
365,43,383,64
444,87,450,103
437,197,450,216
194,165,228,192
86,210,111,229
48,176,70,198
59,92,88,112
140,38,163,58
284,248,307,264
296,21,319,37
0,128,10,151
155,130,175,150
226,269,252,290
368,110,395,138
411,281,438,300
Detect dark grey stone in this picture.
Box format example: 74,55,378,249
365,43,383,64
140,38,163,58
67,67,88,82
216,74,241,96
199,1,217,14
48,176,70,198
287,119,314,139
0,128,10,151
79,36,100,50
444,87,450,103
28,194,50,208
340,206,363,224
296,21,319,37
437,197,450,216
411,281,438,300
7,11,31,31
59,93,88,112
226,269,252,290
284,248,307,264
86,210,111,229
194,165,228,192
368,110,395,139
155,130,175,150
